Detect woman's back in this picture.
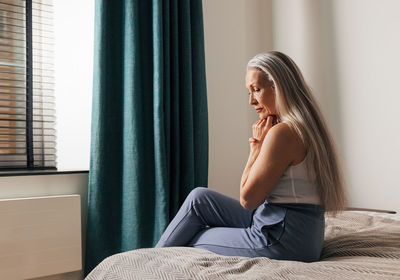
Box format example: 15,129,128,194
267,152,320,205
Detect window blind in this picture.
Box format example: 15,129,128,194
0,0,55,169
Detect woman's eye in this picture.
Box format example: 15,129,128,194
248,89,260,96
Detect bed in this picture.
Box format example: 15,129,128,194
85,211,400,279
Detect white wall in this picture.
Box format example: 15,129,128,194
204,0,400,213
328,0,400,212
203,0,273,198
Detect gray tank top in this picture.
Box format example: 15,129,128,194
267,153,320,204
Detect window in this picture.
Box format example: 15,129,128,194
53,0,93,171
0,0,55,170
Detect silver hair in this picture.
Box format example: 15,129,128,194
247,51,347,213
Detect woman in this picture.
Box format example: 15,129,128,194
155,51,347,262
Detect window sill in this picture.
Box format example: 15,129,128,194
0,169,89,177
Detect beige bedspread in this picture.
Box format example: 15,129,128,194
86,212,400,279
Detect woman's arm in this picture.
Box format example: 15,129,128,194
240,122,301,210
239,144,261,189
240,117,273,189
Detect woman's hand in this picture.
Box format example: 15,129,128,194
249,115,277,146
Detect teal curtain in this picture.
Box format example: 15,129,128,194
84,0,208,275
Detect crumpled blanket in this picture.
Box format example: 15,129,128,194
86,212,400,280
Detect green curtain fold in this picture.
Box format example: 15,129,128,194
85,0,208,275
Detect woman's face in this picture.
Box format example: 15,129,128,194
245,69,277,119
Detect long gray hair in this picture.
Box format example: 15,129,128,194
247,51,347,213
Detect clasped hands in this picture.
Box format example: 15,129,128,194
249,115,278,145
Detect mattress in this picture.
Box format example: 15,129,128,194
85,211,400,280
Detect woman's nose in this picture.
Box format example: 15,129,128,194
249,93,257,105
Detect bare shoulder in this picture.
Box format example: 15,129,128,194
264,122,306,165
266,122,296,143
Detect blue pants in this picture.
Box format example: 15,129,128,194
155,187,325,262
